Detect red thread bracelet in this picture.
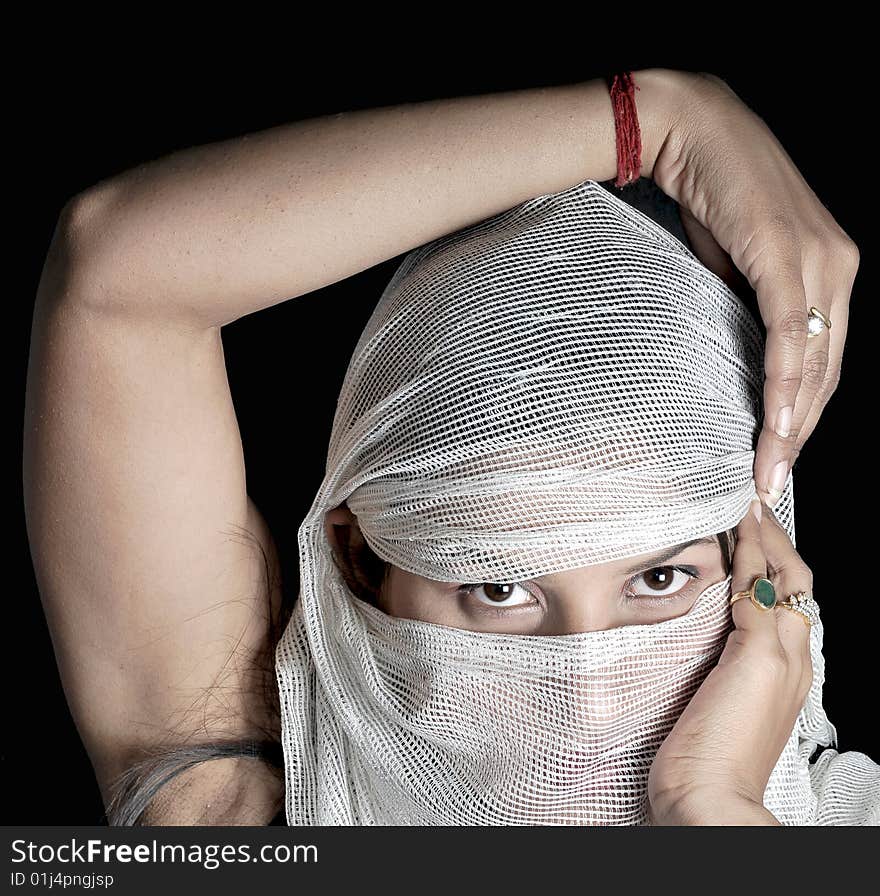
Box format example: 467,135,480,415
606,72,642,188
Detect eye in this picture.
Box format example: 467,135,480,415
460,582,537,608
627,566,698,599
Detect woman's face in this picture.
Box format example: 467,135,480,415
325,507,727,636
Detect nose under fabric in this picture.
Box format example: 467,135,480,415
274,179,865,825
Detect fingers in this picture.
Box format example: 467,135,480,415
751,260,809,508
792,234,858,447
793,305,847,452
727,501,813,719
752,233,858,508
729,499,779,643
759,505,813,599
769,311,830,491
759,509,813,680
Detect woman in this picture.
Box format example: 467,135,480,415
23,69,871,825
270,176,875,825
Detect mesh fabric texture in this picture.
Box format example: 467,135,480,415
275,178,879,825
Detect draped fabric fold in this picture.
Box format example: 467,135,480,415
275,179,878,825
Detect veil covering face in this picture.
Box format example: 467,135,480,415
275,180,879,825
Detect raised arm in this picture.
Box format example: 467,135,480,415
26,72,685,823
24,243,288,822
63,72,682,328
58,69,859,507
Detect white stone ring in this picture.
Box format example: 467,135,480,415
807,306,832,339
778,591,820,627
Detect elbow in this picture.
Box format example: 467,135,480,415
44,184,124,314
47,182,215,329
58,186,112,252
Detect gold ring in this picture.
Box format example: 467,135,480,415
777,591,819,627
807,306,832,338
730,576,777,611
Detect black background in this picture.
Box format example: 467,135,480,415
11,43,875,824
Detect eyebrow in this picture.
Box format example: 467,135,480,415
617,536,718,576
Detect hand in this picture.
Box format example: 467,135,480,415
649,71,859,508
647,499,814,825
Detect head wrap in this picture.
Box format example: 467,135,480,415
275,179,858,825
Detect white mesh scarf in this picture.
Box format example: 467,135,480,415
275,179,880,826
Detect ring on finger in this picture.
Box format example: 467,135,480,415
777,590,820,627
807,306,832,339
730,576,777,611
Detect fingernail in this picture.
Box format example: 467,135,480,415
763,460,788,508
751,498,762,524
775,406,793,439
770,459,788,494
764,488,782,509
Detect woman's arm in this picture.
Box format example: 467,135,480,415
24,235,286,822
27,72,686,824
62,69,860,511
63,70,682,328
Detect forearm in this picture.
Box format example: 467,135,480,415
67,68,685,328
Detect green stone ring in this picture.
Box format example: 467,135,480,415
730,577,777,611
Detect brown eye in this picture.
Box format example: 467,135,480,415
461,582,536,609
629,567,697,599
484,583,517,602
643,567,677,591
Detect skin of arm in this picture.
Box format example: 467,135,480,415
25,246,286,822
26,69,750,825
59,69,688,327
